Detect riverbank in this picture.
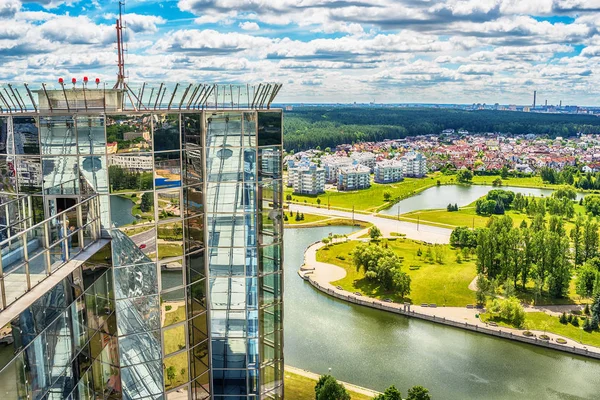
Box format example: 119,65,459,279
299,235,600,360
285,366,378,399
284,214,372,229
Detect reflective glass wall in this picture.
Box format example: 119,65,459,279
0,109,283,399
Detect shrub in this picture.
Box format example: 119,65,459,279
559,312,568,324
571,316,580,327
584,304,590,315
523,331,534,337
567,314,573,323
165,305,172,312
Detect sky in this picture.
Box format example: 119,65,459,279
1,0,600,105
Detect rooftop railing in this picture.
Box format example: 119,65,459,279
0,195,101,310
0,82,283,114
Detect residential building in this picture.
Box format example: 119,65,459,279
288,160,325,195
402,152,428,177
338,164,371,191
321,155,353,183
350,151,376,172
0,82,284,399
374,160,404,183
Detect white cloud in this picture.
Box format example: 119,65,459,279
239,21,260,31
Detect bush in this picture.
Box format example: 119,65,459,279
567,314,573,323
559,312,568,324
571,316,580,327
584,304,591,315
486,297,526,328
523,331,534,337
165,305,172,312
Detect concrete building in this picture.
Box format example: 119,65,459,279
402,152,428,177
321,155,353,183
374,160,404,183
288,160,325,195
338,164,371,191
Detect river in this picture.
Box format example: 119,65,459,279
380,184,584,216
284,226,600,399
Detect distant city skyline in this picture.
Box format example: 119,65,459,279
1,0,600,105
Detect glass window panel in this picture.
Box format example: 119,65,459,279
40,116,76,155
208,247,245,276
42,156,80,195
155,151,182,189
243,112,256,147
192,372,211,400
161,259,183,291
209,277,245,311
260,245,281,275
106,114,152,153
116,295,160,335
189,313,208,347
183,185,203,217
0,352,23,398
157,189,181,220
108,153,153,193
206,146,244,183
205,183,245,214
260,273,282,307
206,112,242,147
211,338,247,370
119,331,162,366
162,287,186,327
258,112,282,147
12,117,39,155
164,352,189,391
244,148,257,182
191,341,210,374
111,227,156,265
157,222,183,260
79,154,108,193
187,279,206,319
185,215,204,253
186,250,205,284
258,147,282,180
0,117,10,155
16,156,42,193
259,180,283,211
77,116,106,155
111,193,155,228
183,113,202,147
183,148,202,187
154,114,181,152
168,385,189,400
114,263,158,299
163,324,186,355
0,155,16,193
121,361,163,398
260,303,282,335
28,252,49,286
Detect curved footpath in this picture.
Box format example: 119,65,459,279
285,365,381,397
297,228,600,360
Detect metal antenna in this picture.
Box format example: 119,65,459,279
114,1,126,89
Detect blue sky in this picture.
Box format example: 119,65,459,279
1,0,600,104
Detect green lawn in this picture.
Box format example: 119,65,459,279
317,239,477,306
284,213,331,225
471,175,549,188
284,370,373,400
481,312,600,348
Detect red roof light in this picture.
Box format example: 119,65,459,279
83,76,88,83
58,78,64,84
95,78,100,84
72,78,77,84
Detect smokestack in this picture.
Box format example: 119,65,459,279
533,91,537,108
545,100,548,107
560,100,562,108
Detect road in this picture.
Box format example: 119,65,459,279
289,204,452,244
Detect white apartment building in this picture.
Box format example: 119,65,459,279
288,162,325,195
321,155,353,183
350,151,376,172
338,164,371,191
109,154,153,171
402,152,427,177
374,160,404,183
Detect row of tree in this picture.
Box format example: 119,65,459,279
315,375,431,400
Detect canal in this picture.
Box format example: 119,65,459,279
380,184,584,216
284,226,600,399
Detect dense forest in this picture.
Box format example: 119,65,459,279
283,107,600,151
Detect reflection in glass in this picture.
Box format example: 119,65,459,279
163,324,186,355
206,112,242,147
183,185,203,217
154,114,181,152
158,189,181,220
106,114,152,153
77,116,106,155
183,113,202,147
162,287,186,327
13,117,40,154
16,156,42,193
110,193,154,228
42,156,80,195
0,155,16,193
158,222,183,260
155,152,181,189
108,154,153,193
164,351,189,390
79,154,108,193
257,112,282,146
40,116,76,155
183,148,202,186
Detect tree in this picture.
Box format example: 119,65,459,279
583,195,600,216
500,166,509,179
369,226,382,240
407,386,432,400
317,198,321,205
486,296,526,328
166,366,177,385
374,386,402,400
571,215,584,266
475,199,496,216
591,293,600,330
457,169,473,184
140,192,153,213
576,263,599,298
393,270,412,298
384,191,392,201
583,217,599,262
315,375,350,400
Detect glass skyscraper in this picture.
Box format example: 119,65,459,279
0,82,284,399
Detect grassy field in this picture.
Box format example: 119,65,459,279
481,312,600,348
284,370,373,400
285,173,559,213
316,239,477,306
284,212,331,225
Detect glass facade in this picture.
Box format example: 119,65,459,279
0,106,283,399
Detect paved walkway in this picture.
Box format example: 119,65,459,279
299,238,600,357
289,204,452,244
285,365,381,397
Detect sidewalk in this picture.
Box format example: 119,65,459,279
285,365,381,398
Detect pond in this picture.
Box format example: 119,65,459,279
284,226,600,399
380,184,584,216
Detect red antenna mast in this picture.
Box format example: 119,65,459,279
114,1,126,89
